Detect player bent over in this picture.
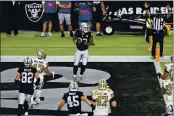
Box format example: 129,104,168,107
15,57,40,116
91,79,117,116
157,56,173,116
32,49,54,105
57,82,95,116
72,22,95,82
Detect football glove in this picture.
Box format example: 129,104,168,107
15,79,20,84
157,72,162,79
52,71,55,78
35,78,40,85
90,104,95,111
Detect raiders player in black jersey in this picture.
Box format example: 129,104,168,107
15,57,40,116
57,82,95,115
72,22,95,82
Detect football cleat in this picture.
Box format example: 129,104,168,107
47,32,52,36
24,112,28,116
41,32,46,37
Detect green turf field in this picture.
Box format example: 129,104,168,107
1,32,172,56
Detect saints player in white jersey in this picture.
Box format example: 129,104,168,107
91,79,117,116
32,49,55,105
157,56,173,116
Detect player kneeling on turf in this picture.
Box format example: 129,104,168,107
72,22,95,82
15,57,40,116
32,49,54,105
57,82,95,116
91,79,117,116
157,56,173,116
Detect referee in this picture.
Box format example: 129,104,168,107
144,2,172,58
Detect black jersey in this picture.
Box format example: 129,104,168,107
75,29,92,51
62,91,84,114
17,66,37,95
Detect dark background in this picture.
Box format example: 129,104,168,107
0,1,173,32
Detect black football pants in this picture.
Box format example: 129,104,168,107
152,30,164,57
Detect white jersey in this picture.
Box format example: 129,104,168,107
92,87,114,116
32,58,48,81
164,63,173,80
162,79,173,107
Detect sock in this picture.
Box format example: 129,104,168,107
24,100,29,112
17,104,23,116
73,75,77,78
36,89,42,100
80,65,86,76
79,74,82,77
61,31,64,34
73,66,78,75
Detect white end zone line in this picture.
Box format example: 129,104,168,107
1,56,172,62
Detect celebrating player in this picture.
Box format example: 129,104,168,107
57,82,95,116
15,57,40,116
157,56,173,116
72,22,95,82
91,79,117,116
31,49,54,105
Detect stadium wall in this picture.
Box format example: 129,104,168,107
0,1,173,32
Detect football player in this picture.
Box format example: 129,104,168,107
91,79,117,116
15,57,40,116
157,56,173,116
31,49,55,105
72,22,95,82
57,82,95,116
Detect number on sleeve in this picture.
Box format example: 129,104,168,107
67,96,80,107
21,72,33,83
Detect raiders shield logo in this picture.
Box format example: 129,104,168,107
25,3,43,23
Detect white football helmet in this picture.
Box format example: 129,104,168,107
23,57,33,67
80,22,89,33
69,82,78,91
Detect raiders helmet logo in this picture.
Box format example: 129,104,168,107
25,3,43,23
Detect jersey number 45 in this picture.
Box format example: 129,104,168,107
67,96,80,107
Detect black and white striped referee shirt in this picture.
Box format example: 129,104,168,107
152,16,165,31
